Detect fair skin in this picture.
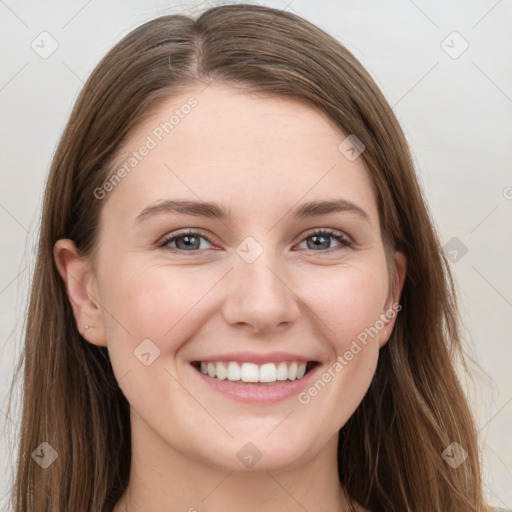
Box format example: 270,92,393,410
55,82,406,512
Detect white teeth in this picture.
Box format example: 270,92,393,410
198,361,309,383
288,362,298,380
259,362,277,382
276,362,288,380
240,363,259,382
227,361,241,381
216,362,227,380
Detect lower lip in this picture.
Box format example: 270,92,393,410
191,364,320,403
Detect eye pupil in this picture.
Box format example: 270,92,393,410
308,234,331,250
176,235,200,250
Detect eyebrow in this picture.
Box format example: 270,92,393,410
135,198,371,224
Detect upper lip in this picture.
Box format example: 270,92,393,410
190,351,319,365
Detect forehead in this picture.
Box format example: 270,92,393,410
103,82,378,225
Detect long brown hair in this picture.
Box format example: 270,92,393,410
5,4,490,511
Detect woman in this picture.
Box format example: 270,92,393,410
6,3,500,511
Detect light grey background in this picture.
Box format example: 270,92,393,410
0,0,511,509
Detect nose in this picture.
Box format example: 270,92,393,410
222,246,301,335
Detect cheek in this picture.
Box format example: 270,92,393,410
292,265,387,430
96,257,218,350
95,258,217,400
301,262,388,351
285,266,386,438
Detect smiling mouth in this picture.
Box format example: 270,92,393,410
191,360,319,385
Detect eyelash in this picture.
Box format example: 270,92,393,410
158,228,352,255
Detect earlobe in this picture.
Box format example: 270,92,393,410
53,239,107,347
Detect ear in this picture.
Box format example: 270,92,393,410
53,239,107,347
379,251,407,348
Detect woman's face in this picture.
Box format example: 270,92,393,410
64,82,406,472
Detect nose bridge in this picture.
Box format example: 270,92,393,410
222,235,299,332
